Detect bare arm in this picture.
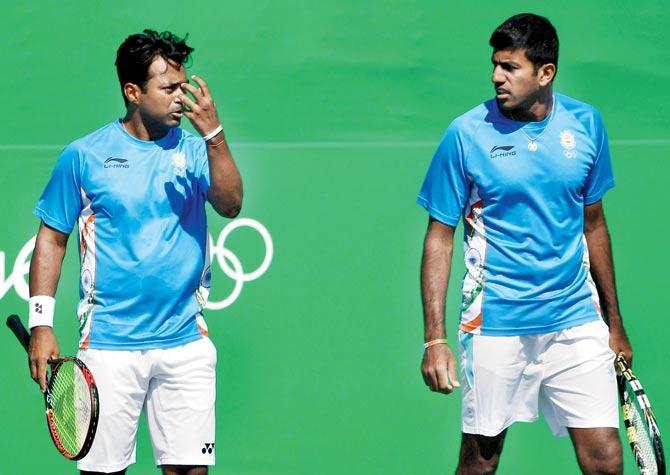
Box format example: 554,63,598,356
205,131,243,218
180,75,243,218
420,218,460,393
28,221,68,391
584,201,632,364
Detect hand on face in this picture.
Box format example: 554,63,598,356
179,75,222,139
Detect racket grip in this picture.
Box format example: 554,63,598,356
6,314,31,353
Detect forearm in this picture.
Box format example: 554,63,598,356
421,222,454,341
585,218,622,327
207,131,243,218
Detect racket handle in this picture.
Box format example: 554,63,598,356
6,314,31,353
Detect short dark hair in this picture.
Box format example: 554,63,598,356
489,14,559,72
115,29,194,105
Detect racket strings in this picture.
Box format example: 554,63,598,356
623,384,658,474
49,361,92,455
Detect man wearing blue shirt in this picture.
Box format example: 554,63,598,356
418,14,632,474
28,30,242,475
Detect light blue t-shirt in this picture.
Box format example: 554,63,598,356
417,93,614,336
35,120,212,349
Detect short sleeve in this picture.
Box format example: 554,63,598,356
583,112,615,205
34,145,83,234
193,138,211,198
416,123,471,226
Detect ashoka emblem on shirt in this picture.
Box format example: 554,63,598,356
560,130,576,149
465,248,482,273
172,152,186,169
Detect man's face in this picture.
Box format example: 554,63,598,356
135,55,188,130
491,48,544,112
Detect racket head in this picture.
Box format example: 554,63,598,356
616,355,665,475
45,357,99,460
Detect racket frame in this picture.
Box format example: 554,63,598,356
616,355,666,475
45,356,100,460
6,314,100,460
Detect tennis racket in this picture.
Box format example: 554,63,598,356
6,314,99,460
617,354,665,475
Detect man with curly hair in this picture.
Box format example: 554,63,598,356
28,29,241,475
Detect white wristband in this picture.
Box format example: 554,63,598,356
28,296,55,328
202,125,223,142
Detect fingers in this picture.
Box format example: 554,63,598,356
36,358,48,393
435,367,453,393
29,327,59,393
29,353,49,392
619,350,633,368
190,74,210,97
447,359,461,390
29,357,37,383
180,81,203,99
422,346,460,394
178,92,199,112
435,358,460,393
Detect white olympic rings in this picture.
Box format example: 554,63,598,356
205,218,273,310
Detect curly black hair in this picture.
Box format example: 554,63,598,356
115,29,194,105
489,14,559,73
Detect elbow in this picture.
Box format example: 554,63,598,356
223,204,242,218
209,187,243,218
217,194,243,218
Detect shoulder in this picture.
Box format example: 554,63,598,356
448,101,492,135
64,121,119,157
554,93,605,135
437,100,497,155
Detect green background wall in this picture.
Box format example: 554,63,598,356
1,1,668,473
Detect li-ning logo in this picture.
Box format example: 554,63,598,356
201,443,215,455
104,157,129,169
489,145,516,158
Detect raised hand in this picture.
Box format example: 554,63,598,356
179,74,222,139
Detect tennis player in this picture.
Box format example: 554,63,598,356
27,30,241,475
418,14,632,474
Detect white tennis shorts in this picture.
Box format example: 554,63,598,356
76,337,217,472
458,319,618,437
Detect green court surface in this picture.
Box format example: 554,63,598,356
1,1,668,474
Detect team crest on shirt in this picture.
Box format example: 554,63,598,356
81,269,93,293
172,152,186,176
560,130,577,158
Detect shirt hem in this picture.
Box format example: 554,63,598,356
416,196,460,226
585,179,615,205
34,208,73,234
474,314,599,336
77,461,133,472
156,457,215,467
82,332,204,350
463,416,538,437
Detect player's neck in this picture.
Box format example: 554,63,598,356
507,90,553,122
121,111,170,142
